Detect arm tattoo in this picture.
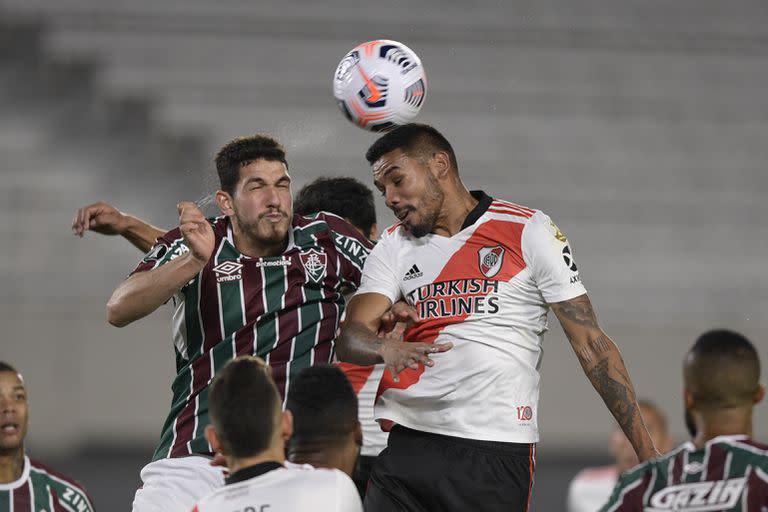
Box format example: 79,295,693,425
586,358,637,435
575,333,613,365
551,295,598,329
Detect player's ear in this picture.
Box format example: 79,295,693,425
755,383,765,405
431,151,451,179
281,410,293,441
368,223,378,242
215,190,235,216
205,425,224,454
684,388,695,410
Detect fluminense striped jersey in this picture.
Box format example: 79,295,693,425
130,213,371,461
357,191,587,443
599,435,768,511
0,456,94,512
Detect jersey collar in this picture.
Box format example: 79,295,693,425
0,455,29,491
461,191,494,231
225,460,283,485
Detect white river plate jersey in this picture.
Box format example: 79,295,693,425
356,194,587,443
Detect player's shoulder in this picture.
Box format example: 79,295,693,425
28,458,87,491
712,435,768,466
28,457,93,508
486,198,553,238
487,198,539,222
622,442,693,484
378,221,406,243
294,212,372,247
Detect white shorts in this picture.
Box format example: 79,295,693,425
132,456,226,512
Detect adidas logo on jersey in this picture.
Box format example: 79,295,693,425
403,264,423,281
646,477,746,511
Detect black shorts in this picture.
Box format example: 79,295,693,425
352,454,377,498
365,425,535,512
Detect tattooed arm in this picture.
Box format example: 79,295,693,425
550,293,660,462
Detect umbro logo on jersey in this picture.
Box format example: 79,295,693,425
213,261,243,283
647,477,746,511
478,245,505,278
403,264,423,281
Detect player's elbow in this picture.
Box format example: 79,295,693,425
106,292,134,327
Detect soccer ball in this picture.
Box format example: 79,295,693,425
333,40,427,132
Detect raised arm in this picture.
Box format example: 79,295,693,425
337,293,452,381
72,201,166,253
106,202,213,327
550,293,659,462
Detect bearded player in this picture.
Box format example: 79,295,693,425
103,135,372,511
600,329,767,511
337,123,660,511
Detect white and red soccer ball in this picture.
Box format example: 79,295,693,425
333,40,427,132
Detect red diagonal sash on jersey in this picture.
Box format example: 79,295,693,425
375,220,527,407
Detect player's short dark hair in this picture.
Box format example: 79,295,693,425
294,177,377,238
365,123,458,170
684,329,761,410
215,135,288,196
208,356,281,458
0,361,19,374
286,365,358,447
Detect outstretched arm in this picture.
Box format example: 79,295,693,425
551,293,659,462
72,201,166,253
106,202,213,327
337,293,452,381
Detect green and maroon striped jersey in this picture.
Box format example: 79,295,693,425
130,213,371,461
0,456,94,512
599,435,768,511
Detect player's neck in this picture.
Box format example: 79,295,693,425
228,446,286,476
692,409,752,449
288,445,354,477
0,447,25,484
433,186,478,237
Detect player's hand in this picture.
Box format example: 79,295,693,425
379,340,453,382
177,202,214,266
379,301,418,334
71,201,129,237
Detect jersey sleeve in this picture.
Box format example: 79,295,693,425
522,211,587,304
355,235,401,304
334,470,364,512
320,213,373,291
129,226,190,276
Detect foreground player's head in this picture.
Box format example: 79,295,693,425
609,399,673,472
285,365,362,477
205,356,292,471
683,329,763,443
294,176,378,241
367,123,461,238
214,135,293,253
0,362,28,456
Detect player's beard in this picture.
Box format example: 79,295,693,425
407,174,444,238
235,208,291,251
